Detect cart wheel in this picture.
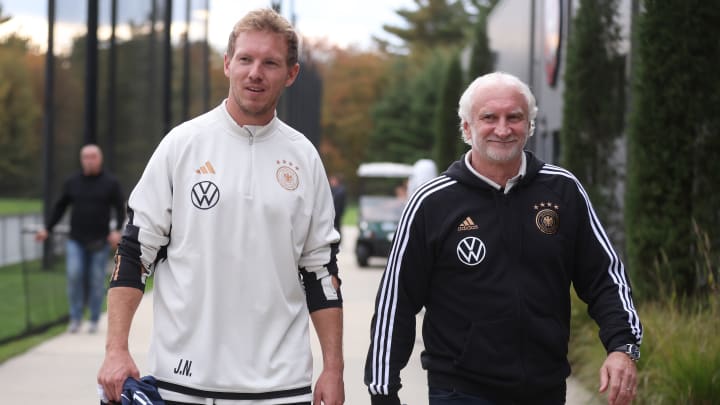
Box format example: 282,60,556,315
356,244,370,267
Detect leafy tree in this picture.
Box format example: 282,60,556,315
0,36,41,196
100,31,163,192
367,0,501,167
432,51,465,170
408,53,451,160
312,39,391,194
366,58,415,163
368,54,448,164
378,0,470,55
97,20,217,193
49,36,90,199
560,0,624,231
626,0,720,298
54,17,177,195
464,0,500,13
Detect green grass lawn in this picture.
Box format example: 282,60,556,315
0,254,147,364
0,261,67,342
0,199,64,363
0,259,68,363
341,202,357,226
0,199,42,215
3,198,353,223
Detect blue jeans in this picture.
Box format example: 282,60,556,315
66,239,109,322
429,386,566,405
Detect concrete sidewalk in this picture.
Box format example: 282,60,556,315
0,226,603,404
0,291,153,404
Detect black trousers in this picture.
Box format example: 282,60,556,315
165,402,310,405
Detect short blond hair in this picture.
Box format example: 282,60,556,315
226,8,299,67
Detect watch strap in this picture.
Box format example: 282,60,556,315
610,343,640,361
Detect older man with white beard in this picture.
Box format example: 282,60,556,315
365,71,642,405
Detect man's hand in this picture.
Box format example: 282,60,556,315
98,287,144,403
35,228,48,242
97,348,140,403
107,230,122,249
599,351,637,405
313,368,344,405
309,305,344,405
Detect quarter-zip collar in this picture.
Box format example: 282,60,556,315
220,99,280,143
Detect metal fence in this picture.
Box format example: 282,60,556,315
0,213,70,266
0,214,70,344
1,214,41,267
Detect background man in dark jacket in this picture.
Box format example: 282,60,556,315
365,72,642,405
36,144,125,334
329,173,347,238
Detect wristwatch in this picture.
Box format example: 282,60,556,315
610,343,640,362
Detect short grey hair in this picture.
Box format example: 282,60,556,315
457,72,538,144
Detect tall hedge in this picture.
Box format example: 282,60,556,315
626,0,720,298
560,0,624,228
467,11,493,81
433,52,465,171
368,56,446,164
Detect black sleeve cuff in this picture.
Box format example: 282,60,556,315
370,393,401,405
108,253,147,291
299,268,344,312
604,334,641,353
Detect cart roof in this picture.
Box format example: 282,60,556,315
357,162,414,178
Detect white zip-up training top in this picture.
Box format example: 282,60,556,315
125,101,339,403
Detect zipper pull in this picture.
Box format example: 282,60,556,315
243,127,254,145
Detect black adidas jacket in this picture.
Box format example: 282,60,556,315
365,151,642,404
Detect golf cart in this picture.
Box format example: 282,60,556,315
354,162,414,267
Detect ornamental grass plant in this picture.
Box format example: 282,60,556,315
570,225,719,404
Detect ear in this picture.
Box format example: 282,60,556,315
462,121,472,141
285,63,300,87
223,53,231,78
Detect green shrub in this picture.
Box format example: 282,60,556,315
570,290,720,404
637,296,719,404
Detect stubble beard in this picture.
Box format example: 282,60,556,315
484,142,523,163
229,79,279,120
471,128,526,164
235,93,276,118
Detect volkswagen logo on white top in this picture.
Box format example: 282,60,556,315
456,236,486,266
191,181,220,209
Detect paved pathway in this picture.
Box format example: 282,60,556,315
0,226,603,404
